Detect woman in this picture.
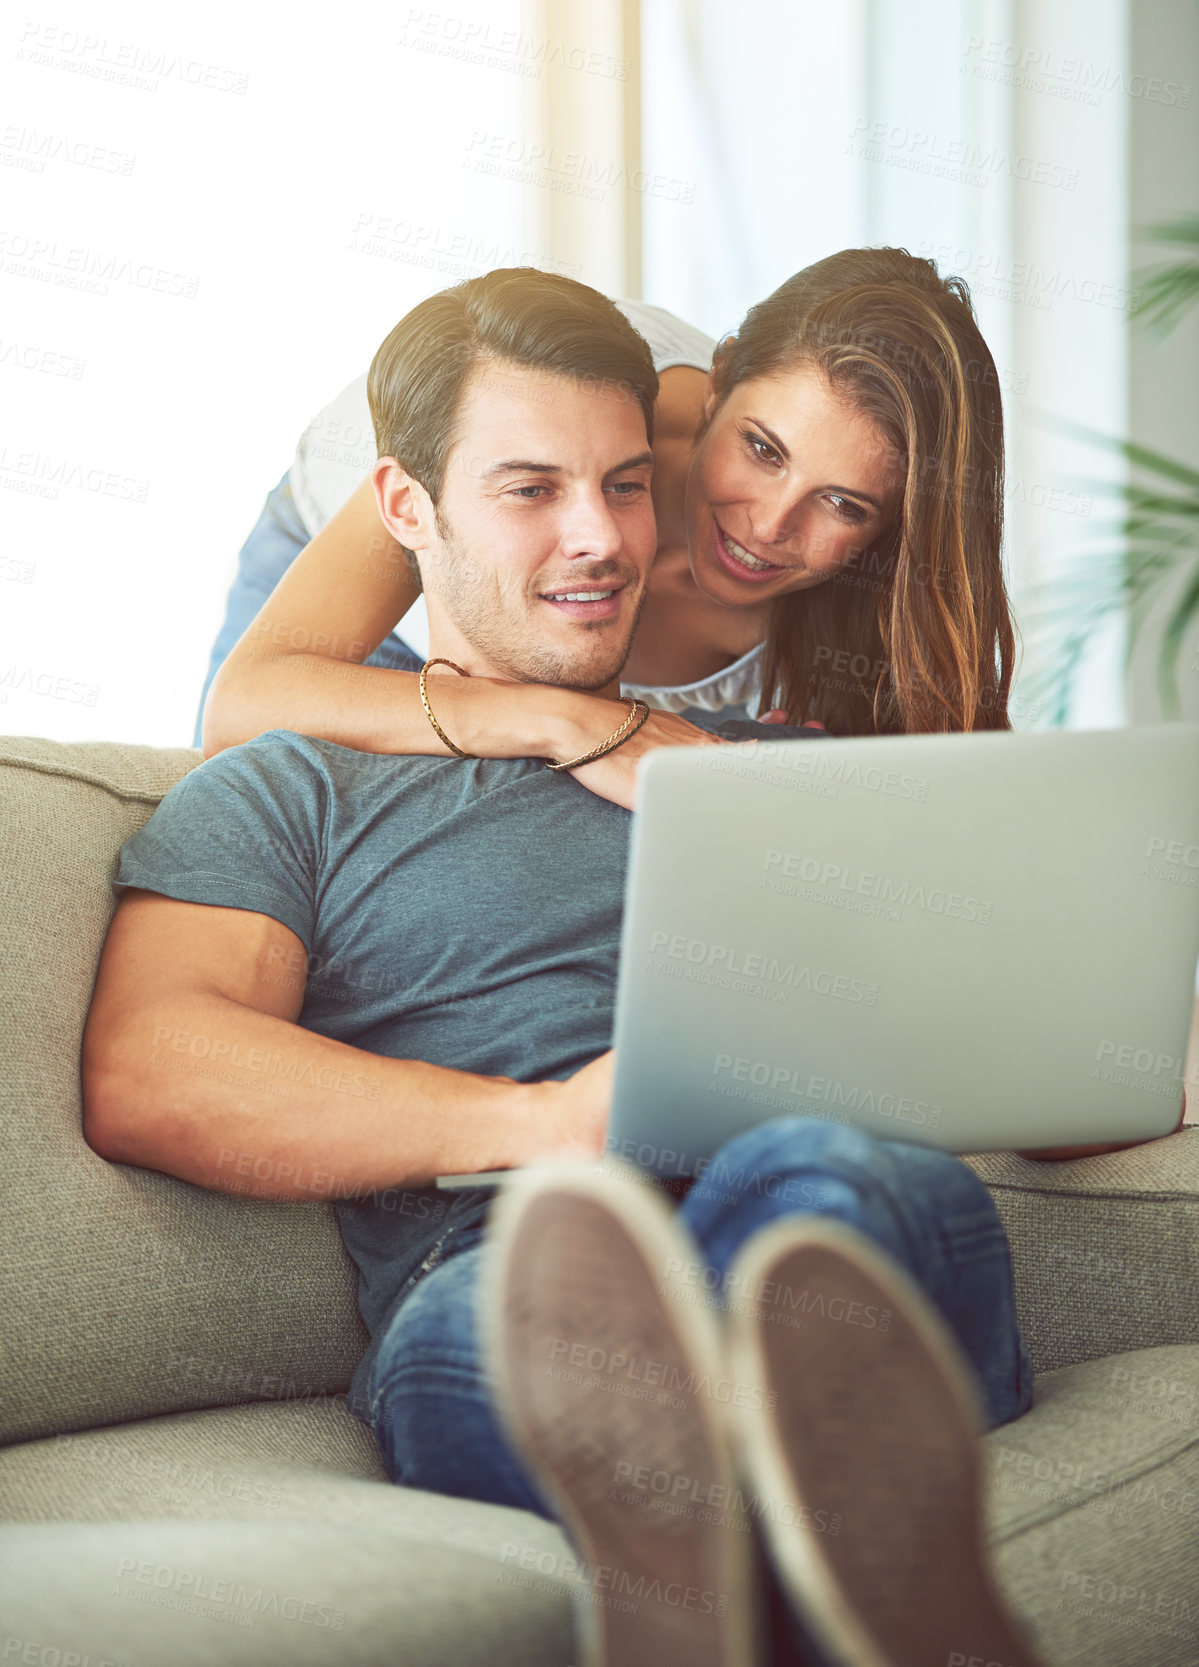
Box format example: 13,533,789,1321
199,248,1016,802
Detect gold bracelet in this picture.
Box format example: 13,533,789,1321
419,658,476,759
545,697,651,771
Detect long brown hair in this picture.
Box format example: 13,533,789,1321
710,248,1016,734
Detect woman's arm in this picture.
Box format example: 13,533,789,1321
202,474,432,756
200,474,723,805
202,475,591,761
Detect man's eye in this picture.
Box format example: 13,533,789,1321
511,485,548,499
607,481,646,496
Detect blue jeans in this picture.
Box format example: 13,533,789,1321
193,469,423,747
363,1117,1034,1517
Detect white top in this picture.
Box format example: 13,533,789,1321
288,297,764,718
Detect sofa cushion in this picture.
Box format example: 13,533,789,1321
985,1342,1199,1666
0,1393,387,1523
965,1132,1199,1374
1,1346,1196,1666
0,737,369,1446
0,1396,578,1665
0,1517,577,1667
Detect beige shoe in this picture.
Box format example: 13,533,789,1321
725,1216,1046,1667
483,1161,764,1667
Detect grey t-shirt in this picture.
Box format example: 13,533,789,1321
114,720,824,1412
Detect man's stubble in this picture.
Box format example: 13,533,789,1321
428,506,648,691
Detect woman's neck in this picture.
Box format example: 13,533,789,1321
622,545,769,686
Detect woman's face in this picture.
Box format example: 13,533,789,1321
684,360,905,607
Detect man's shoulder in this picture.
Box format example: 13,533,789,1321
193,729,384,786
160,731,353,824
185,731,464,824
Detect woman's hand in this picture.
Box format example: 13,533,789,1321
440,676,726,810
568,707,726,811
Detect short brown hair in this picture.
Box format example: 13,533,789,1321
367,268,658,504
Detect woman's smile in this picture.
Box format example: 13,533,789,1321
710,517,797,583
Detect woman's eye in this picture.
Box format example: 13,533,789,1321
744,431,780,465
827,494,867,523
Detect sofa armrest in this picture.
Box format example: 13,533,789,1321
963,1127,1199,1375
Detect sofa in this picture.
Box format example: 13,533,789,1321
1,732,1197,1667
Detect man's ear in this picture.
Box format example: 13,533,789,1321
373,457,435,549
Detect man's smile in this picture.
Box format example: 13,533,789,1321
539,581,628,621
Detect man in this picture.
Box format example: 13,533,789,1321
84,269,1099,1666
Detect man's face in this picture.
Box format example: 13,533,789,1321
389,362,657,692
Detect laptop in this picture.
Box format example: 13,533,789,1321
439,724,1199,1187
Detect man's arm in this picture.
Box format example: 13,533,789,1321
81,889,609,1200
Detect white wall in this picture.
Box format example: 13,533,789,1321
0,0,531,744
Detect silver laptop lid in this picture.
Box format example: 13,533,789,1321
609,725,1199,1178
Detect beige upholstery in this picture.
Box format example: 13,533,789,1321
965,1138,1199,1375
0,737,368,1447
1,733,1197,1665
